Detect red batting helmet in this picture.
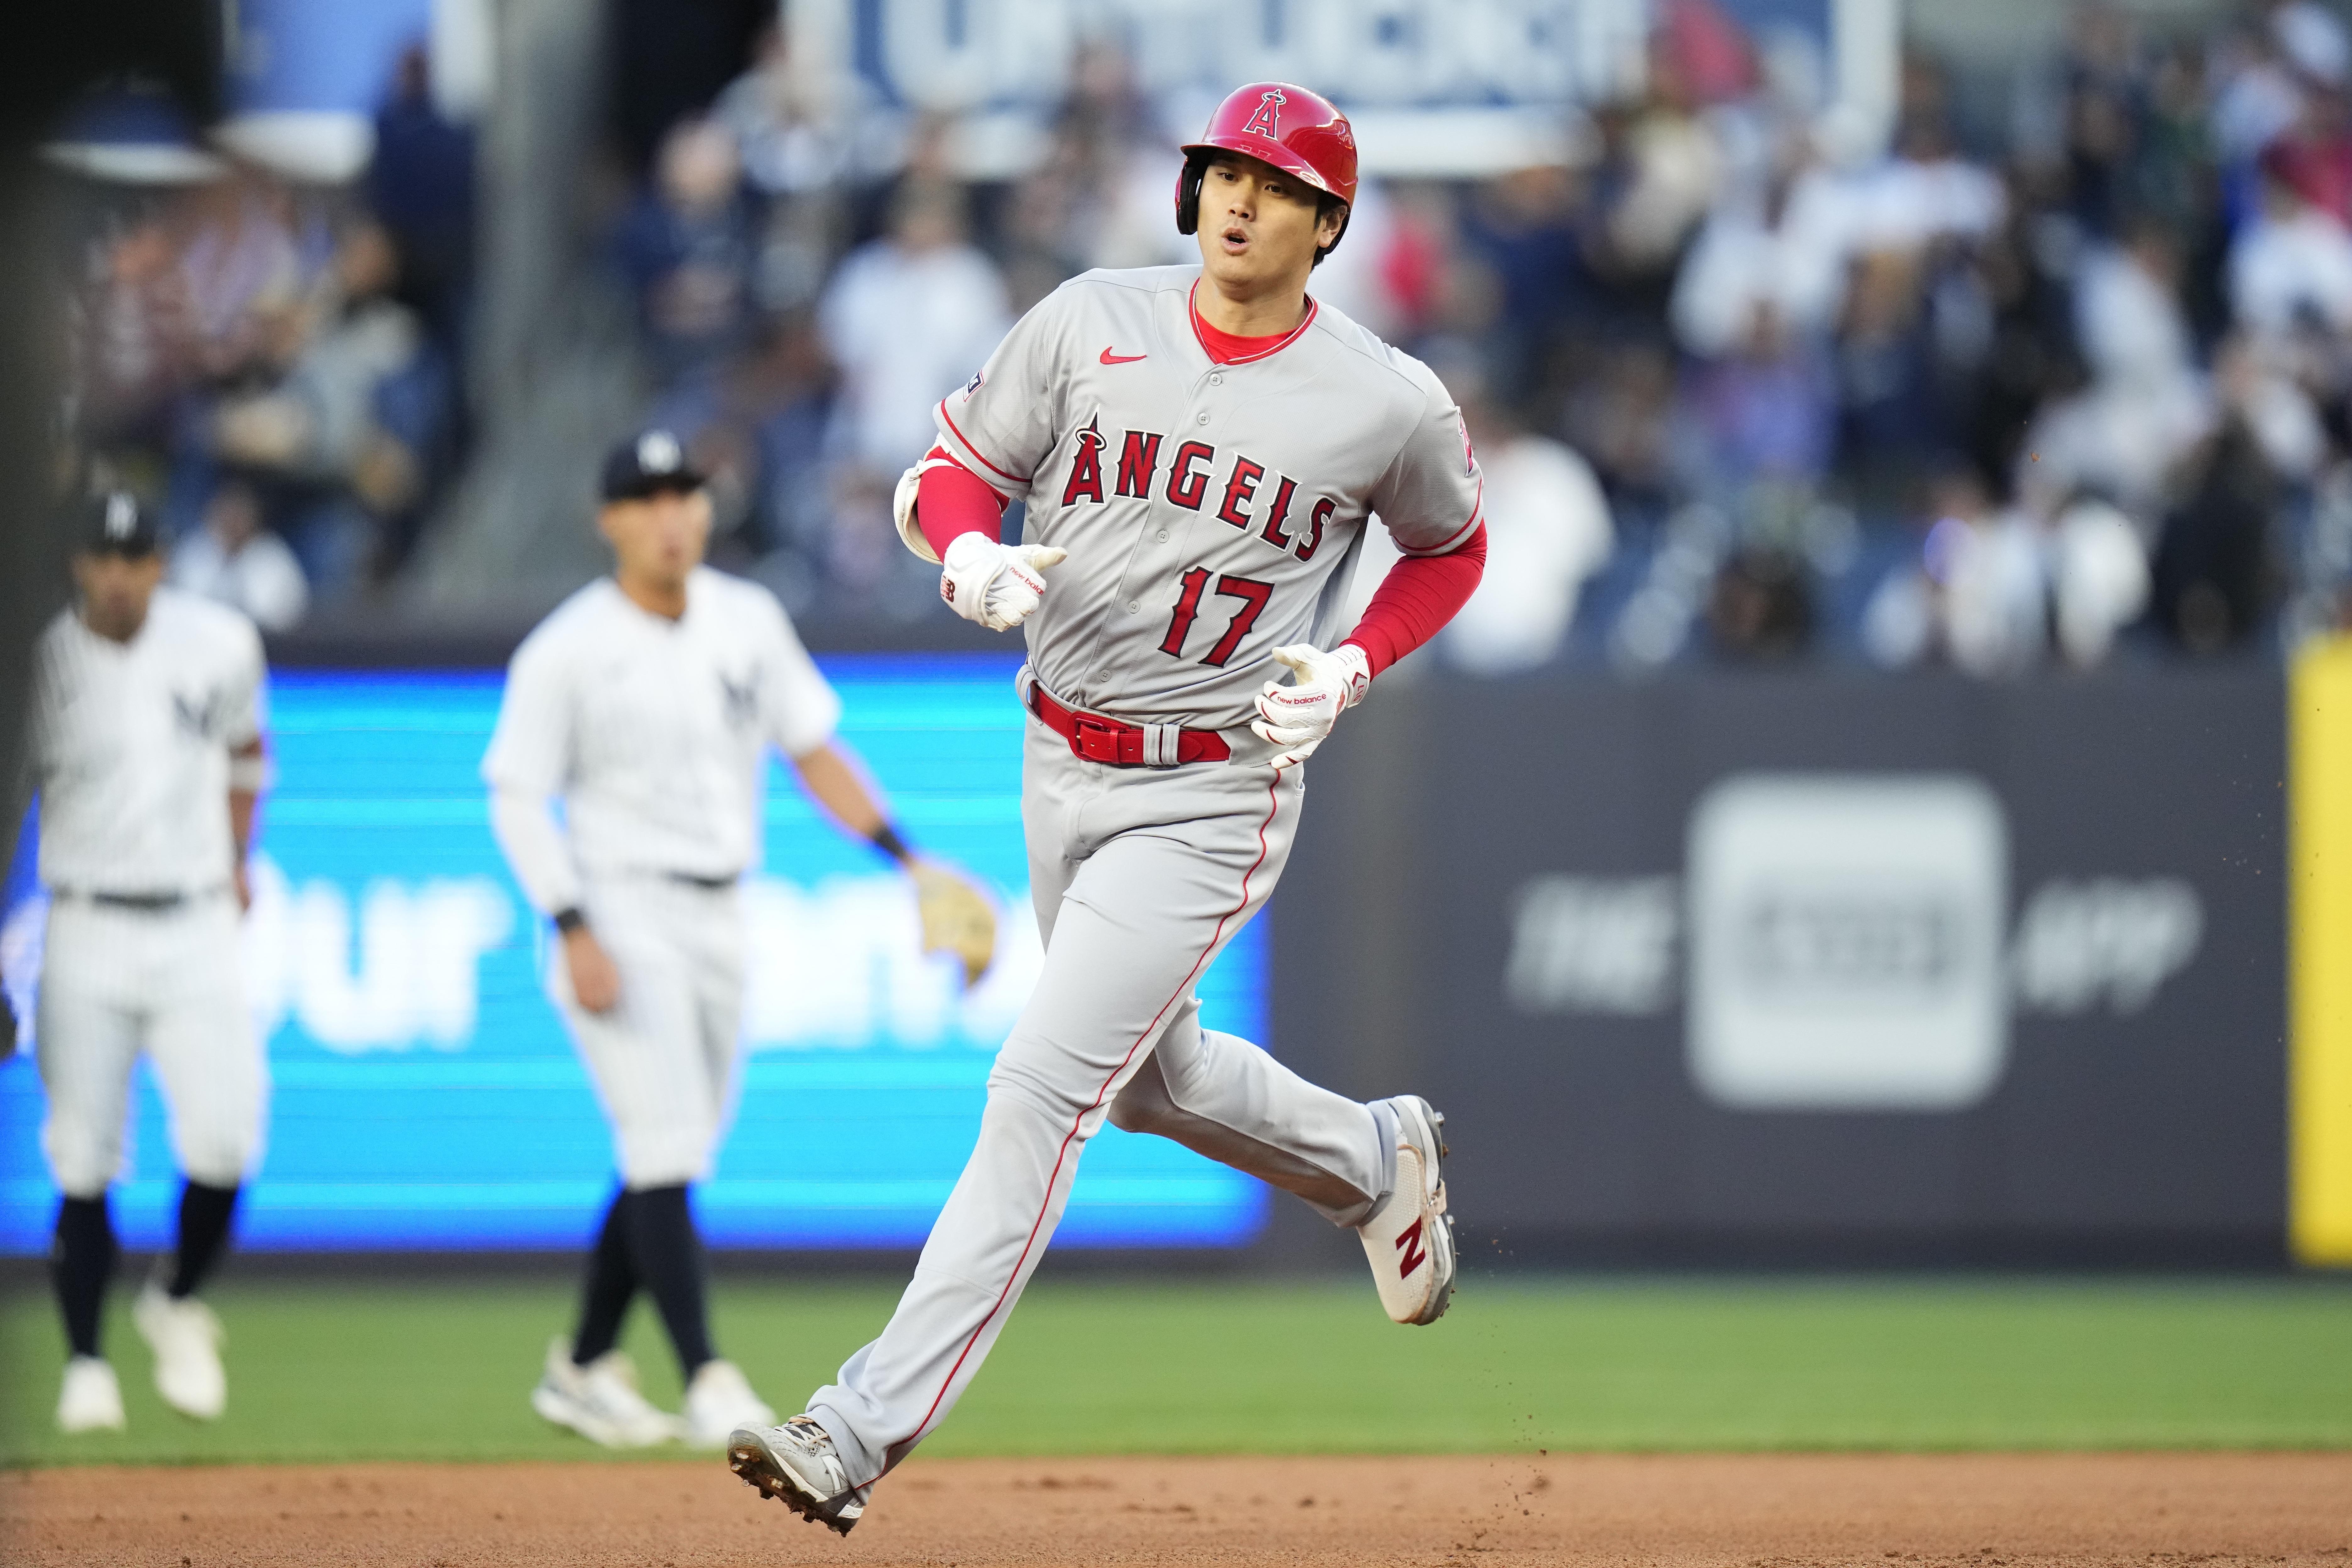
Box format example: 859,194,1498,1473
1176,82,1357,257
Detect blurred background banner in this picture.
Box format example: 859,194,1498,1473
1274,665,2287,1264
0,655,1269,1253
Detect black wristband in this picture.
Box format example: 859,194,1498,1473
552,907,587,935
870,823,913,863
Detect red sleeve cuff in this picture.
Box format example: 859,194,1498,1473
916,446,1010,559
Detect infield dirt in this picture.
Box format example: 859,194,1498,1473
5,1452,2350,1567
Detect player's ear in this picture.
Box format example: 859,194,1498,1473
1310,196,1349,267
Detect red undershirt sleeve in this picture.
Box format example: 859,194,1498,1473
1340,524,1488,677
915,445,1010,559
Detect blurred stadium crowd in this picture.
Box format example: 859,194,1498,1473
56,0,2352,674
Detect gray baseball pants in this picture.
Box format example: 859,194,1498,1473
805,717,1397,1489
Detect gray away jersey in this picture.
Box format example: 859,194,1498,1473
932,264,1482,731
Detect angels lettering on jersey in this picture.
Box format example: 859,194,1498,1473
1056,415,1338,562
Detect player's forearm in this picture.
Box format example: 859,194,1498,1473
228,791,258,863
915,449,1008,559
227,737,266,862
1341,524,1488,676
487,786,585,914
792,743,913,864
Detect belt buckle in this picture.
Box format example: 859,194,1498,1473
1072,714,1125,764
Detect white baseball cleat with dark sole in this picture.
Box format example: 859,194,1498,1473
1359,1095,1455,1325
729,1416,866,1536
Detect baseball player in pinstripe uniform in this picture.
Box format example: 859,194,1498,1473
730,83,1489,1533
484,432,996,1450
21,492,272,1434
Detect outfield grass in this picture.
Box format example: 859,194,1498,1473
3,1273,2349,1467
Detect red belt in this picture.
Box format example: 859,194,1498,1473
1025,682,1231,767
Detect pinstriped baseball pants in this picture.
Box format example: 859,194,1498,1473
36,894,267,1196
805,720,1395,1491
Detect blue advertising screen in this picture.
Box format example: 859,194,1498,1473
0,655,1269,1253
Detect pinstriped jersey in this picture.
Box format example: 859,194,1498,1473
931,264,1482,731
26,588,267,895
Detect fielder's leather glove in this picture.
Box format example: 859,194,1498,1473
939,533,1068,633
1250,642,1371,765
911,859,997,987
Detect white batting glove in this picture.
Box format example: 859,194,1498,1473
1250,643,1372,765
940,532,1069,633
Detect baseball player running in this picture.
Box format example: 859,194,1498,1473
22,492,272,1434
729,82,1488,1533
484,431,996,1449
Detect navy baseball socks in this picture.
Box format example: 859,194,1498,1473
51,1193,116,1360
570,1184,714,1373
543,1184,775,1449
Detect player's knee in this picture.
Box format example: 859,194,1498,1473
985,1050,1097,1123
615,1123,716,1190
172,1107,266,1189
45,1147,119,1200
42,1117,124,1198
175,1132,258,1189
1106,1070,1177,1135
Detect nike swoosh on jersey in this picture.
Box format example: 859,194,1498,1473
1099,348,1147,364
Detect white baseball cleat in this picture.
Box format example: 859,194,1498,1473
56,1356,126,1433
530,1339,681,1448
133,1283,227,1420
1359,1096,1456,1325
682,1358,776,1449
728,1415,866,1537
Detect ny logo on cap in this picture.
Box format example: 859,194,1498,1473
103,493,138,540
637,430,683,473
1242,87,1286,139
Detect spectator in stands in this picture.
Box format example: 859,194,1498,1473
1706,545,1814,661
713,20,903,314
2151,332,2319,652
1864,469,2050,676
817,179,1010,477
644,310,839,609
207,217,438,595
2229,144,2352,342
1673,300,1837,504
1670,127,1850,361
370,45,477,358
613,115,762,387
169,476,310,631
1343,351,1616,675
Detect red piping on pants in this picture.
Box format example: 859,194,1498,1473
870,768,1292,1483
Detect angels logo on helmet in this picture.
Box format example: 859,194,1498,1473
1241,88,1286,139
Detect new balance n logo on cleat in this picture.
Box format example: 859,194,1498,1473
1359,1096,1457,1326
1395,1216,1429,1278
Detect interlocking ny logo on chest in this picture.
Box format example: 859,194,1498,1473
173,691,224,740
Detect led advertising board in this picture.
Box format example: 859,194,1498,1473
0,656,1268,1252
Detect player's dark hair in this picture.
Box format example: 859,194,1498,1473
1177,151,1349,266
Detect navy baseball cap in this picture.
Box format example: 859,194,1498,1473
600,429,705,501
74,491,160,557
